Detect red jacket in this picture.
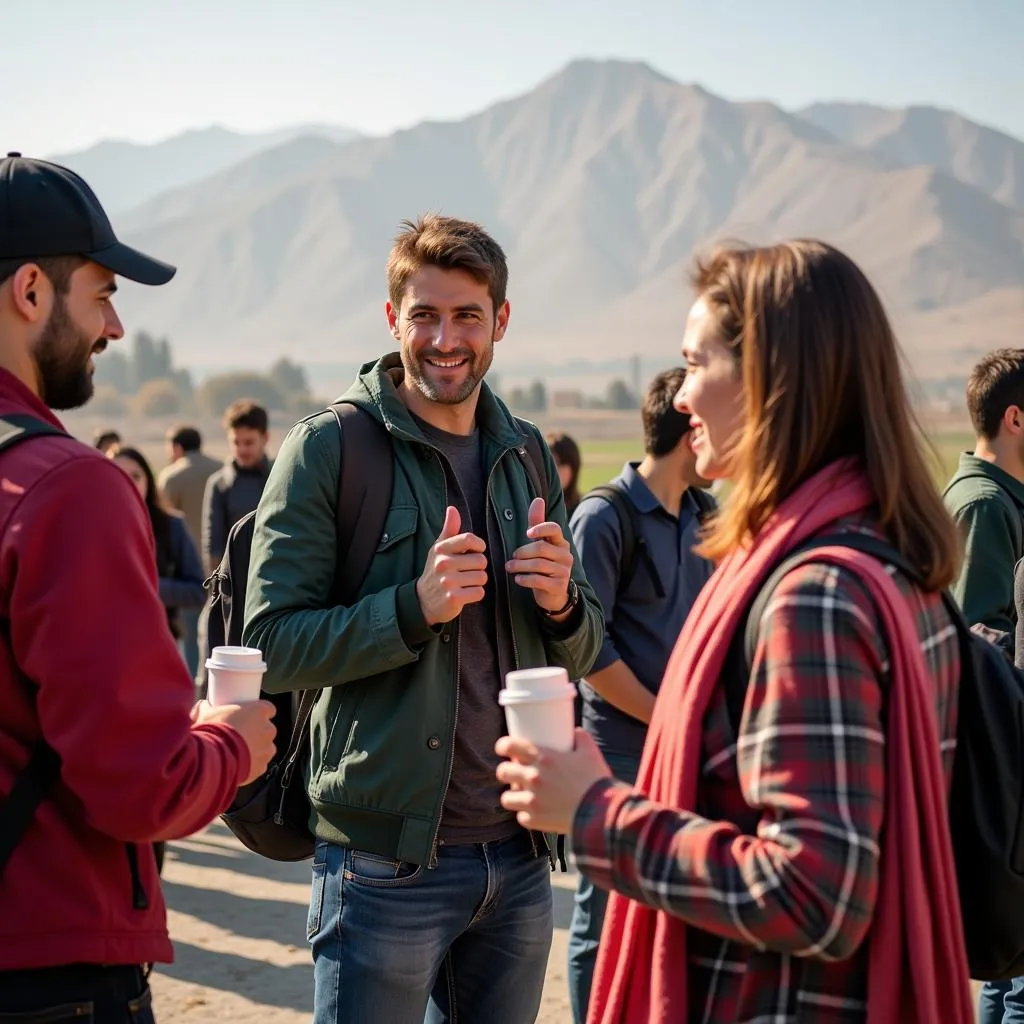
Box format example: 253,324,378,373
0,371,250,970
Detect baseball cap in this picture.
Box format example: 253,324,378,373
0,152,175,286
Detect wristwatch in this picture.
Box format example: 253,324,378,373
544,579,580,617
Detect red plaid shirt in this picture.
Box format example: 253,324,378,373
574,524,960,1023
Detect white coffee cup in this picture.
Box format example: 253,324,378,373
206,645,267,707
498,667,576,752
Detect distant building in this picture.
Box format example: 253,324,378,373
552,389,584,409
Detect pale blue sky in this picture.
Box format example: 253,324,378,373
4,0,1018,156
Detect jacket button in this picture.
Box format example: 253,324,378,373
441,632,451,643
427,736,441,750
380,532,389,544
503,508,514,521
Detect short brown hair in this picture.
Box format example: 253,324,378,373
222,400,268,433
692,239,959,591
168,424,202,452
386,214,508,314
0,255,85,295
966,349,1024,440
643,368,692,457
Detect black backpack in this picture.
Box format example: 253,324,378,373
583,482,716,598
0,415,71,878
215,404,551,862
737,531,1024,981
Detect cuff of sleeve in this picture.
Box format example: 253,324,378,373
396,580,440,649
571,776,627,863
538,595,585,638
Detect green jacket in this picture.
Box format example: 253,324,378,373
943,452,1024,637
243,354,604,866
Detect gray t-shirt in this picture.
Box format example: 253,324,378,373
413,415,518,845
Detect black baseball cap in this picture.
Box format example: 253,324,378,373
0,152,175,286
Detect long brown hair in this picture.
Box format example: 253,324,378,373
693,239,959,590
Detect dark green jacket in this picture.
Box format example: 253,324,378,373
943,452,1024,637
243,355,604,866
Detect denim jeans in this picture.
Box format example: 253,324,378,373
980,977,1024,1023
567,750,641,1024
0,964,153,1023
308,830,553,1024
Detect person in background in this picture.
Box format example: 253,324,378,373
944,350,1024,1023
497,239,970,1024
108,444,206,874
157,425,221,675
564,367,715,1022
199,401,270,577
93,427,120,454
0,151,275,1022
201,400,272,574
547,431,582,518
110,445,206,646
944,349,1024,640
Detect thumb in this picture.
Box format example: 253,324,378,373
528,496,545,530
438,504,461,541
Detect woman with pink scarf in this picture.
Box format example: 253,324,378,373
496,240,972,1023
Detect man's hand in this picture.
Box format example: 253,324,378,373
193,698,277,786
416,505,488,626
506,497,573,615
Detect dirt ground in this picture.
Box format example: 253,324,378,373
151,823,575,1023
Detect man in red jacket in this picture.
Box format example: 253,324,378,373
0,153,277,1023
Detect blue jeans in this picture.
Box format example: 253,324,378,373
308,830,553,1024
980,978,1024,1023
567,750,641,1024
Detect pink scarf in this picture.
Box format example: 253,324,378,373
588,461,972,1023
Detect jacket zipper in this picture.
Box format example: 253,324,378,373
428,450,458,869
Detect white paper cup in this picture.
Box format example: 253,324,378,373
206,646,267,706
498,667,576,752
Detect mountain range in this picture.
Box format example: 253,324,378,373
61,60,1024,382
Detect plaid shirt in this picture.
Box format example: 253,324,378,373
574,525,960,1023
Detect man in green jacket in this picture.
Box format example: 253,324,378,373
244,214,603,1024
944,349,1024,644
947,349,1024,1024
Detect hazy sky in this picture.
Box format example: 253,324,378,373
5,0,1018,155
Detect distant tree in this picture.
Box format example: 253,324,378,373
131,378,183,418
270,357,311,398
91,384,128,417
506,387,527,410
526,379,547,413
93,351,131,394
605,378,638,410
194,373,286,418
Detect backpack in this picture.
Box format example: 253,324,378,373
583,482,716,598
215,404,552,862
736,530,1024,981
0,415,73,878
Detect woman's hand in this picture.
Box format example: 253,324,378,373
495,729,613,834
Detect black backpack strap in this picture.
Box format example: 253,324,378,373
743,531,921,671
0,415,69,879
689,486,717,523
329,402,394,603
514,421,550,503
276,404,395,801
585,483,666,599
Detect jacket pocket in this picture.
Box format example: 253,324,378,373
376,506,418,551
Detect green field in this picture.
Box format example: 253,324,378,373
577,431,974,495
